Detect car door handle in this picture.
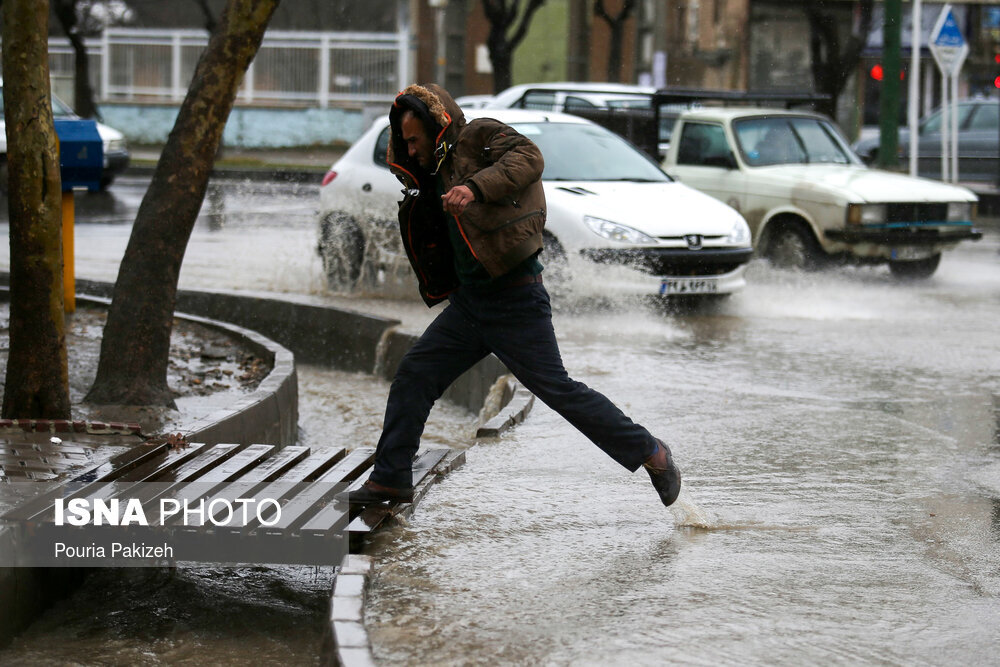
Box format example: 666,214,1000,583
362,183,372,192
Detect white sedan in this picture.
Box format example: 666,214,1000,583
317,109,752,299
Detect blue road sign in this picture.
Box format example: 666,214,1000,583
932,9,965,48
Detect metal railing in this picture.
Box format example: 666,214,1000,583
8,27,407,107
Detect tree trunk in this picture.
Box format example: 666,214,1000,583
806,1,873,120
482,0,547,94
86,0,279,407
1,0,72,419
594,0,636,83
488,32,513,92
606,24,624,82
53,0,101,120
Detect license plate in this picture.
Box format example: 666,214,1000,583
890,246,934,260
660,278,719,295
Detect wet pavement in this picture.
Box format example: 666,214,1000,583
1,177,998,663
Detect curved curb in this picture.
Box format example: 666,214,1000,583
73,294,299,447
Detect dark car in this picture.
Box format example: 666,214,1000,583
852,98,999,182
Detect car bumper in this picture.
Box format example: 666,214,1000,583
580,246,754,274
103,151,130,176
575,246,752,296
825,225,982,246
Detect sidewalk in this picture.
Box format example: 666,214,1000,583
127,144,346,182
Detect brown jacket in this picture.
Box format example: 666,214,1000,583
387,84,547,306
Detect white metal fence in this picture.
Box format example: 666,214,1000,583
10,27,407,107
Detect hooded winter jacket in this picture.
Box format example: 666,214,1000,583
387,84,547,306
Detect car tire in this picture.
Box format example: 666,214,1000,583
764,221,824,271
318,212,364,291
888,253,940,280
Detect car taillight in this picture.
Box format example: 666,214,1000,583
321,170,338,187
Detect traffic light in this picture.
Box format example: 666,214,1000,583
869,63,905,81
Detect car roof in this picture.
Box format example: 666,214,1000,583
465,107,593,125
487,81,657,107
677,107,832,123
366,106,594,132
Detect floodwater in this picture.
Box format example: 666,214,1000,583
364,239,1000,665
1,178,999,663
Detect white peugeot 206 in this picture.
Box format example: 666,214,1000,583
317,108,752,300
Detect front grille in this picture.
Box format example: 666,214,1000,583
886,203,948,223
580,247,753,276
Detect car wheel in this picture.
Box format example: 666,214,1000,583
888,253,940,280
765,222,823,271
318,213,364,291
541,232,569,289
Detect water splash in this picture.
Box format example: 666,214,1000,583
668,488,720,528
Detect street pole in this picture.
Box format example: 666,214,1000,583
879,0,902,170
941,72,949,180
908,0,922,177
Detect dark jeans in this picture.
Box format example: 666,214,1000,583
369,282,659,489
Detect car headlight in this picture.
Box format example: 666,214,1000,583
583,216,658,244
846,203,887,225
725,218,751,246
104,138,126,154
947,202,973,221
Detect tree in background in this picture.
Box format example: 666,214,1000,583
51,0,133,119
481,0,547,92
805,0,874,120
593,0,636,83
86,0,279,406
2,0,71,419
192,0,218,33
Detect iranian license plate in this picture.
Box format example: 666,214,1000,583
890,246,934,260
660,278,719,295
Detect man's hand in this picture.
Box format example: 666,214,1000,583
441,185,475,216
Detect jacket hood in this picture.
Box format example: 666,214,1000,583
387,83,466,179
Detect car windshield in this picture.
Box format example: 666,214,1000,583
511,121,669,182
735,116,854,166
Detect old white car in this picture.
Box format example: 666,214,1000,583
664,108,982,278
317,108,753,299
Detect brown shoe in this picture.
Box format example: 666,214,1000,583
345,479,414,505
643,439,682,507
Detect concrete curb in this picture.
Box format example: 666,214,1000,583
126,163,324,184
323,450,468,667
71,293,299,448
475,379,536,438
0,289,298,651
322,554,376,667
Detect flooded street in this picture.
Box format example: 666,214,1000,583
366,250,1000,663
2,178,999,663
